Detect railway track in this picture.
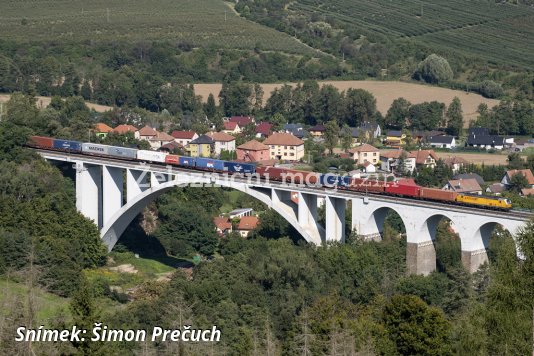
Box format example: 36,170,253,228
34,148,534,222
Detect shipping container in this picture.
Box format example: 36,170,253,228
195,158,225,171
349,179,386,193
165,155,180,165
224,161,256,174
179,156,196,167
137,150,167,163
419,187,457,202
52,139,82,152
107,146,137,159
256,166,286,181
385,184,420,198
283,169,319,185
82,143,110,156
28,136,54,149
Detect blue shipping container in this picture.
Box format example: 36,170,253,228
195,158,225,171
179,156,196,167
319,174,339,186
224,161,256,174
53,139,82,152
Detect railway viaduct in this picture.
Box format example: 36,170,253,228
36,149,533,275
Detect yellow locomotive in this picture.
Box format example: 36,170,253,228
455,194,512,210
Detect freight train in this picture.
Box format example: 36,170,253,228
28,136,513,211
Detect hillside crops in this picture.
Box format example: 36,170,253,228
0,0,315,55
294,0,534,68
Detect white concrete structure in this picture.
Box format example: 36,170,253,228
38,149,532,276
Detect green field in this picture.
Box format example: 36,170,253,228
0,0,314,54
294,0,534,68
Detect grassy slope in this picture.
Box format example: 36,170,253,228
0,0,314,55
0,279,69,325
295,0,534,68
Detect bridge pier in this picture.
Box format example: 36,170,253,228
298,192,323,243
325,196,345,242
103,166,123,225
406,241,436,275
75,162,102,228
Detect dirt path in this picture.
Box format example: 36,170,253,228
194,80,499,126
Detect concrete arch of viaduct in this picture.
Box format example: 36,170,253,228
354,199,523,274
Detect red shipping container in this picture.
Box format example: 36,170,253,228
385,184,420,198
283,169,319,185
349,179,386,193
28,136,54,149
165,154,180,165
257,166,286,181
419,187,457,202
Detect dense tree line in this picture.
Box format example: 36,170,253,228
0,40,344,111
473,100,534,136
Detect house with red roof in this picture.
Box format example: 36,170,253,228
255,122,272,139
501,169,534,188
263,133,305,161
229,116,254,127
213,217,232,236
138,125,158,141
223,121,241,134
236,216,259,238
237,140,270,162
94,123,113,138
171,130,198,147
112,124,140,139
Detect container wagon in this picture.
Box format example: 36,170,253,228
349,179,386,193
28,136,54,149
165,155,180,165
179,156,196,168
53,139,82,152
385,183,420,198
419,187,457,202
224,162,256,174
82,143,110,156
106,146,137,159
195,158,225,171
137,150,167,163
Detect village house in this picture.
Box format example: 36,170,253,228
486,183,505,195
263,133,305,161
444,157,469,174
138,125,158,141
521,188,534,196
208,132,236,155
428,135,456,149
112,124,140,139
443,178,483,195
213,217,232,236
453,173,485,186
351,122,382,143
255,122,273,139
223,121,241,134
385,130,406,147
229,116,254,127
237,140,270,162
348,144,380,166
148,131,175,149
380,149,416,173
171,130,198,147
186,134,214,157
236,216,259,238
159,141,183,153
309,124,326,138
412,130,446,144
94,123,113,139
283,123,308,139
501,169,534,188
466,127,507,150
408,150,438,170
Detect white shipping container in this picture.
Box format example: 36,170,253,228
137,150,167,163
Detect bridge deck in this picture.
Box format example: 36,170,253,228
35,148,533,222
